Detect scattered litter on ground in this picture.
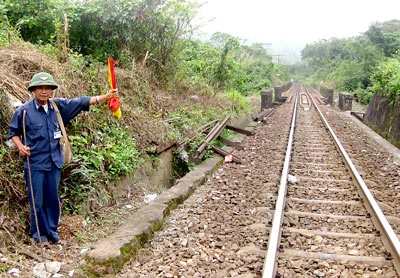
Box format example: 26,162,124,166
178,149,189,163
224,154,233,164
287,174,298,184
80,248,90,255
144,193,158,204
8,268,19,276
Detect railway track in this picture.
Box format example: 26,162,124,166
110,83,400,278
263,84,400,277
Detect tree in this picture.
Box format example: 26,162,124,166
3,0,67,44
365,20,400,57
299,34,385,95
213,35,240,90
175,39,219,88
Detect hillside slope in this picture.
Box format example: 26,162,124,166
0,43,255,267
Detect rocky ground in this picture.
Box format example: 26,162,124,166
109,96,399,278
1,92,400,277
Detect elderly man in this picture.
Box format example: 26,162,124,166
8,72,118,248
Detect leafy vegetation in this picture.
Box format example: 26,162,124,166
2,0,399,220
370,55,400,104
59,118,142,214
1,0,282,220
176,34,280,95
1,1,399,275
292,20,400,104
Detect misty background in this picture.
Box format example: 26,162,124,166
193,0,400,63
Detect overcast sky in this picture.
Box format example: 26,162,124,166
194,0,400,45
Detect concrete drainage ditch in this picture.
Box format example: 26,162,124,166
78,111,258,276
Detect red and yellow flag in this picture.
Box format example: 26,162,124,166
107,57,121,119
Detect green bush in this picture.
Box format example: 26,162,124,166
353,88,373,104
371,57,400,104
59,119,142,214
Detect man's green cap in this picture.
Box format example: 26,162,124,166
27,72,58,91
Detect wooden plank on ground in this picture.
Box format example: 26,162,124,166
178,120,219,147
211,145,242,164
254,109,271,121
226,125,255,136
217,136,244,150
196,115,230,159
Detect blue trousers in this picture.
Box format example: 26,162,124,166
24,163,61,243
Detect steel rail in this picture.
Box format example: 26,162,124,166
262,86,299,277
263,84,400,276
304,86,400,274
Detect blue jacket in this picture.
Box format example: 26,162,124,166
8,97,91,170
